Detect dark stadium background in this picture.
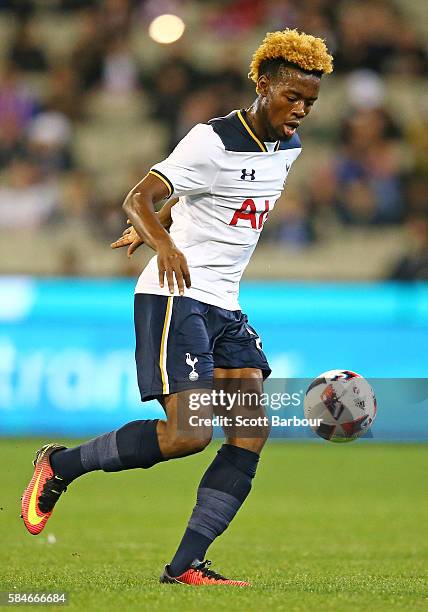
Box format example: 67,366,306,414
0,2,427,610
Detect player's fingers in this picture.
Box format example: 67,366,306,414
171,260,185,296
166,267,175,294
158,265,165,289
111,236,130,249
127,239,142,257
180,258,191,288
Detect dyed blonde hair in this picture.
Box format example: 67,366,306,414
249,29,333,90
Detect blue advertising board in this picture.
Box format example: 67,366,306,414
0,278,427,439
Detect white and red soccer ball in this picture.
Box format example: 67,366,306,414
304,369,377,442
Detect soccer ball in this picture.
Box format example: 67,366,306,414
304,369,377,443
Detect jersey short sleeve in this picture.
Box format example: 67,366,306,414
149,124,221,198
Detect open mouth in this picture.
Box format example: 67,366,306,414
283,122,300,138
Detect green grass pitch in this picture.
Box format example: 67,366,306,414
0,439,426,611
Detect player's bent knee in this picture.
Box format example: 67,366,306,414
191,434,212,453
171,432,212,455
227,422,270,453
171,438,211,455
227,437,266,454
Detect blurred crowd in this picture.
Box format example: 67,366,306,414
0,0,427,278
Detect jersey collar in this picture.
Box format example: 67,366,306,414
208,110,292,153
237,110,282,153
237,110,300,152
236,109,269,152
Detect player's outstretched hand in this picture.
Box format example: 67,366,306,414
157,243,191,296
110,221,144,258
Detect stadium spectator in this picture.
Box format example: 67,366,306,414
0,63,39,136
26,110,74,176
0,118,26,170
389,212,428,280
266,189,315,248
394,23,428,76
70,7,105,92
304,164,342,239
211,51,251,113
101,0,133,38
334,139,404,225
205,0,263,36
334,97,404,224
262,0,301,31
333,0,426,75
0,0,36,18
144,50,202,134
53,170,98,229
102,35,140,95
406,105,428,176
172,87,222,149
7,20,49,73
404,175,428,216
45,65,83,121
0,159,59,229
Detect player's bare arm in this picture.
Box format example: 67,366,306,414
111,197,178,257
122,175,190,295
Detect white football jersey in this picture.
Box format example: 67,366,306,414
135,110,302,310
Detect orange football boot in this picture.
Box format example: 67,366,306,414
21,444,67,535
160,559,250,586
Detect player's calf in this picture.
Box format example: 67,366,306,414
158,390,213,459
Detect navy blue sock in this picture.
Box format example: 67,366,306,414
169,444,259,576
51,419,164,484
51,447,83,484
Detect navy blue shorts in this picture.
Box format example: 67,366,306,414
134,294,271,402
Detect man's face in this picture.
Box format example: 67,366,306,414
258,67,321,140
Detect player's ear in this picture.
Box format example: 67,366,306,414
256,74,270,97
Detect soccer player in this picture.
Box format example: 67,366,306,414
22,29,333,586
